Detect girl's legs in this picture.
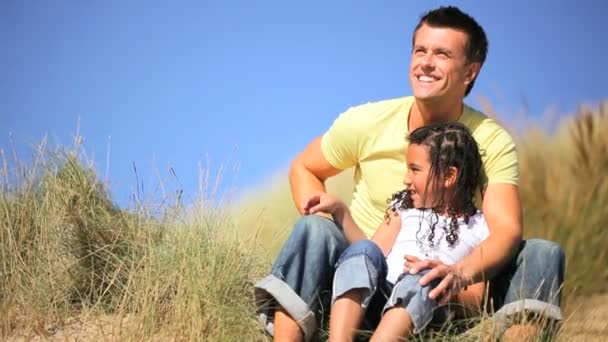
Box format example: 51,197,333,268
329,240,388,342
375,270,444,340
329,290,364,342
372,283,485,341
370,307,414,341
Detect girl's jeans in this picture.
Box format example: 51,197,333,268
254,215,565,341
331,239,446,335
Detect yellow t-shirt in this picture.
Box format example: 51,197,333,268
321,96,519,238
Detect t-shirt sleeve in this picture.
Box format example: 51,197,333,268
321,106,365,170
479,122,520,186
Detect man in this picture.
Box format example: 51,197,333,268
254,6,564,341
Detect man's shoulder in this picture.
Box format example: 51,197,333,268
461,104,514,141
462,104,519,186
349,95,414,111
339,96,414,122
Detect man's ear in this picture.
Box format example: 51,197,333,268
464,62,481,85
444,166,459,188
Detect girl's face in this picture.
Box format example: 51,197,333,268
404,143,441,208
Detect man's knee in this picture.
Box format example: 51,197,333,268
292,215,342,241
510,239,565,305
520,239,565,273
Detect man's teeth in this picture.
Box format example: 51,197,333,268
418,75,436,82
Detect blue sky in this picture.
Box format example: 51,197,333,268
1,0,606,207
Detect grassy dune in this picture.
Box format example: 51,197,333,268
1,148,267,340
1,100,607,340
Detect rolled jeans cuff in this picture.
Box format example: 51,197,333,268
492,299,563,332
332,255,378,308
254,274,317,341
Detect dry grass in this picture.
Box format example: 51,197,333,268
1,144,267,340
516,102,608,299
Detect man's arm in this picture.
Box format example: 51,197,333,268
455,183,523,284
289,136,343,214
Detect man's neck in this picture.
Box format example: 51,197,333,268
409,98,464,132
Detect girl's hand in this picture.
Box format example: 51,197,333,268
302,192,346,216
403,255,421,273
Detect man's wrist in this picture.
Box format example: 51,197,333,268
453,262,475,288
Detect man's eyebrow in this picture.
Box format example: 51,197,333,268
435,47,453,56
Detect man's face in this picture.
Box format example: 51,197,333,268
410,23,474,103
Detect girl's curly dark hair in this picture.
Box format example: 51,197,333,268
385,121,484,247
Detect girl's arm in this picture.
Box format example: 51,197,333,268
304,192,366,242
371,212,402,256
304,192,402,249
329,203,367,242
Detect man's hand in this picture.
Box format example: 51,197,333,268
303,192,347,216
406,257,469,304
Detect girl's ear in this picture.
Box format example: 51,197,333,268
444,166,459,188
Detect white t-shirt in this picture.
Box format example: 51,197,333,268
385,208,489,284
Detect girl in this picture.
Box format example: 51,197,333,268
303,122,488,341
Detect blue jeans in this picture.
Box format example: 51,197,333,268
254,215,565,341
488,239,565,332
